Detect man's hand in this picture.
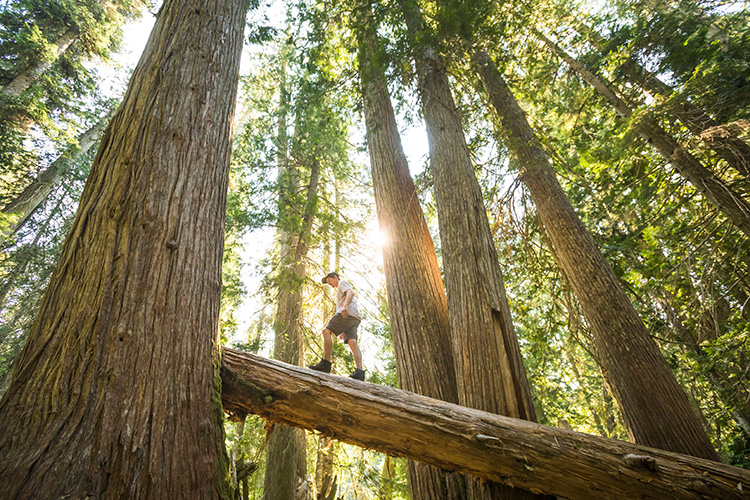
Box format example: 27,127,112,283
341,308,349,318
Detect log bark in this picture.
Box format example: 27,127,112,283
537,31,750,240
353,1,468,497
221,348,750,500
472,49,720,461
0,0,248,497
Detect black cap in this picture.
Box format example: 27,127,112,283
321,272,339,283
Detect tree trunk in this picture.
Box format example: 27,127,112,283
472,49,720,461
264,49,310,500
575,22,750,179
314,435,336,500
656,288,750,435
401,4,546,498
1,105,116,240
0,26,79,98
220,348,750,500
536,31,750,240
353,2,468,497
0,0,248,497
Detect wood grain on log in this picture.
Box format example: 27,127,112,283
221,348,750,500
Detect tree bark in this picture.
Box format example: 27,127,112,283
264,50,311,500
314,435,336,500
472,49,720,461
353,2,468,497
0,26,79,98
220,348,750,500
0,0,248,497
575,22,750,179
536,31,750,240
1,105,116,240
401,4,546,498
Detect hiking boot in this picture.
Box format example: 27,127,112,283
308,358,331,373
349,368,365,381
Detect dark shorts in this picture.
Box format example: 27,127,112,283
325,313,361,344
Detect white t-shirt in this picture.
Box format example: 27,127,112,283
336,280,361,319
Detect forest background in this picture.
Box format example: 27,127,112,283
0,0,748,498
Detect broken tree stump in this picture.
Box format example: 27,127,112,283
220,347,750,500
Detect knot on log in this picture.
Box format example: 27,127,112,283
623,453,659,472
472,433,504,449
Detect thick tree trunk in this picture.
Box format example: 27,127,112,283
537,31,750,239
220,349,750,500
472,49,720,461
353,2,468,498
0,0,248,497
402,4,545,498
0,27,78,98
1,106,116,240
575,22,750,179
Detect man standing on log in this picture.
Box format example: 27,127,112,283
309,272,366,380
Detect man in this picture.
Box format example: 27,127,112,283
309,272,366,380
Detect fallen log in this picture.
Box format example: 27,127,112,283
220,347,750,500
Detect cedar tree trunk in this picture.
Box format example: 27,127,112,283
0,0,248,497
537,31,750,239
354,1,468,497
472,49,719,461
1,106,115,240
401,3,546,498
0,27,78,98
576,21,750,178
264,53,311,500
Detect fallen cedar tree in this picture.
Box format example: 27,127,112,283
220,347,749,500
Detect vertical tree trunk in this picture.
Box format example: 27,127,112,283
0,26,79,98
264,57,317,498
314,436,336,500
1,105,116,240
401,3,546,499
472,49,719,461
353,1,469,498
0,0,248,497
536,31,750,239
575,22,750,178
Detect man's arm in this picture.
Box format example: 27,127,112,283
341,289,354,318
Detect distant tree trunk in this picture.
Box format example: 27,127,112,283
575,22,750,179
0,26,78,98
472,49,719,461
536,31,750,239
353,1,468,497
378,455,396,499
221,349,750,500
265,56,316,498
656,287,750,435
314,436,336,500
0,0,248,497
401,3,545,499
1,106,116,240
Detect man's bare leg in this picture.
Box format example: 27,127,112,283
323,328,334,361
348,339,363,370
